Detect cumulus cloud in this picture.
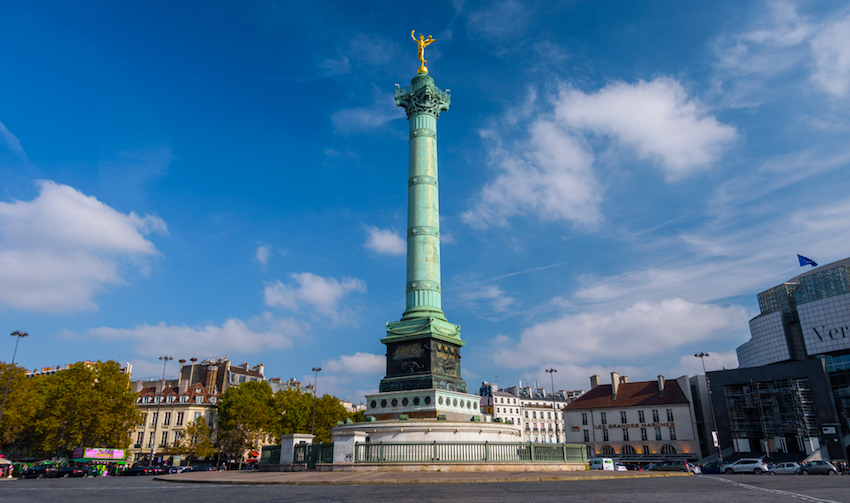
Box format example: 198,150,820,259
455,283,515,318
0,180,167,311
363,226,405,255
323,352,384,375
264,272,366,322
462,121,602,228
555,79,737,180
88,312,303,358
255,243,272,265
810,14,850,97
492,298,750,369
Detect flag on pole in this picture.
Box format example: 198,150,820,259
798,255,818,268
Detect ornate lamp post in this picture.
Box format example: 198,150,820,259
149,355,173,466
0,331,28,426
545,368,557,442
311,367,322,436
695,352,722,462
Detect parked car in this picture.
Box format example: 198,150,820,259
797,461,838,475
188,463,216,472
54,466,86,478
20,465,55,479
588,458,614,470
119,466,160,476
615,463,628,472
701,461,724,474
238,464,259,471
622,463,643,471
687,462,701,474
648,460,693,473
720,458,769,474
768,462,799,475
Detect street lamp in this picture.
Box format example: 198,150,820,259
695,352,723,462
0,331,28,426
545,368,557,443
149,355,173,466
311,367,322,436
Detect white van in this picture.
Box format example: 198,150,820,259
589,457,615,471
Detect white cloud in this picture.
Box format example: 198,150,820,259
810,15,850,98
0,119,27,162
255,243,272,265
455,283,515,318
492,298,750,369
462,121,602,228
555,79,737,180
323,352,384,375
363,226,405,255
466,1,530,43
88,312,303,358
264,272,366,322
0,180,167,311
331,91,406,135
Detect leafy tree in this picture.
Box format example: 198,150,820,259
217,381,275,464
175,418,216,462
312,394,351,443
271,388,358,443
0,362,36,452
28,360,141,456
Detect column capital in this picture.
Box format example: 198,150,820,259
395,74,450,119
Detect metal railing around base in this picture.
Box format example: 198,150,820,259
354,442,587,464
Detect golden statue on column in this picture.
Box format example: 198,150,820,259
411,30,436,74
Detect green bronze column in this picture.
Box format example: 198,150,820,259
396,72,449,321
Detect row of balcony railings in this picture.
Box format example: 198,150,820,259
351,442,588,464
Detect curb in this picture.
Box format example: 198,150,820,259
154,471,692,486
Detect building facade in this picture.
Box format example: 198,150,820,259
563,373,701,461
735,257,850,460
478,381,583,443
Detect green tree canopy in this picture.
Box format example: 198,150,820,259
271,388,357,443
217,381,275,462
0,362,36,451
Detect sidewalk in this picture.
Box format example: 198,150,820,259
155,470,691,485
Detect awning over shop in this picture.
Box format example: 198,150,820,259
71,458,127,464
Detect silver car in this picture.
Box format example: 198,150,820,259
720,458,769,474
768,462,799,475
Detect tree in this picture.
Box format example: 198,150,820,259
312,394,351,443
217,381,275,465
270,388,357,443
0,362,36,452
175,418,216,462
28,360,141,456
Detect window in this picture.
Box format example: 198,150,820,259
150,412,158,427
583,430,589,442
547,412,551,419
661,444,677,454
195,396,203,404
639,410,645,423
642,445,649,455
135,431,143,446
582,413,588,425
147,433,155,448
534,435,538,443
533,411,537,419
652,410,659,422
655,427,662,440
602,429,609,441
164,412,171,426
138,413,146,427
622,428,629,441
666,409,674,422
194,412,202,422
601,445,615,455
174,431,182,444
208,413,215,426
600,412,607,424
641,427,647,441
526,434,531,442
160,431,168,447
176,412,184,426
620,411,627,423
167,396,175,403
622,445,636,455
525,411,529,418
669,426,676,440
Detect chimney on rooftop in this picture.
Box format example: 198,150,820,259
657,375,665,396
620,375,628,383
590,375,599,388
155,380,165,394
179,378,188,394
254,363,264,377
131,381,143,393
611,372,619,399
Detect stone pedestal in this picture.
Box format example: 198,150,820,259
277,433,314,471
331,429,368,466
364,388,481,421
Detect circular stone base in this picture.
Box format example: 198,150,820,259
332,419,522,443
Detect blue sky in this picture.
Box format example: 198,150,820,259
2,1,850,403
